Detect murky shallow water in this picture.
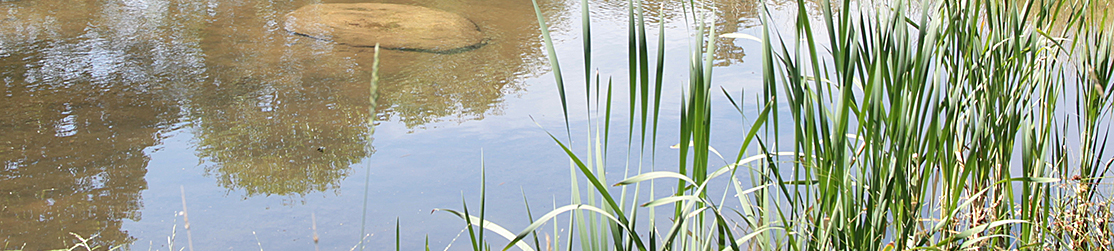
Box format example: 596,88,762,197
0,0,777,249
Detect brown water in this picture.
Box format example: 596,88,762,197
0,0,765,250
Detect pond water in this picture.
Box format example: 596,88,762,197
0,0,786,250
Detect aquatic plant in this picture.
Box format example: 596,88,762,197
434,0,1113,250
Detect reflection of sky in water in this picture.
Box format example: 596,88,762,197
53,103,75,137
0,0,775,249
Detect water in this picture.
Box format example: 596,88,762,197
0,0,778,249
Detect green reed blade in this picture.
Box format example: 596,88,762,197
582,0,591,113
433,208,537,251
650,2,667,166
530,0,569,138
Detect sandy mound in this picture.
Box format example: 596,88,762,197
284,3,485,53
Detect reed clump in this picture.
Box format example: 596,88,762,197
435,0,1114,250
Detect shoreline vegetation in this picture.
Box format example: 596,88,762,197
437,0,1113,250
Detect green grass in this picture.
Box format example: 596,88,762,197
435,0,1114,250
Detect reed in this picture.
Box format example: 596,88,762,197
435,0,1114,250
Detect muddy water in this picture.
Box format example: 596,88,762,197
0,0,762,250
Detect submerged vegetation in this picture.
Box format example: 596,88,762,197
436,0,1114,250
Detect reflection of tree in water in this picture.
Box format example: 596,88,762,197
331,0,563,128
188,0,563,197
0,87,170,249
588,0,763,66
706,0,762,66
0,85,171,249
0,0,190,248
190,73,371,198
189,0,373,198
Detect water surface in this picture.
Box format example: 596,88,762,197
1,0,766,249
